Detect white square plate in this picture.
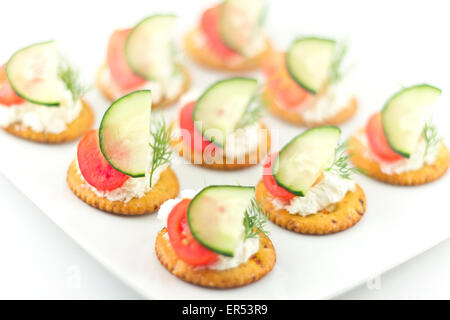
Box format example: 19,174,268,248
1,0,449,299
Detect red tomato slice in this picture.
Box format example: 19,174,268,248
200,6,240,60
262,153,296,200
179,101,215,152
261,53,310,108
365,112,404,162
77,130,129,191
167,199,218,266
0,64,24,106
106,29,146,90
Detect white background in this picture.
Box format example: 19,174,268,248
1,172,449,299
1,0,450,299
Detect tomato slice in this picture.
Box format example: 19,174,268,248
77,130,129,191
365,112,404,162
262,153,296,200
200,6,240,60
106,29,146,90
167,198,218,266
261,52,310,108
179,101,214,152
0,64,24,106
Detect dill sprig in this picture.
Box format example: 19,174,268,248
328,41,348,84
243,198,269,240
326,142,360,179
149,117,172,187
57,62,87,102
236,95,264,129
422,121,441,159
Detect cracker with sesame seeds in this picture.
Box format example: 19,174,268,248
3,100,94,144
262,86,357,127
96,64,190,109
255,180,366,235
155,228,276,288
184,29,272,72
348,130,450,186
66,159,179,215
170,122,271,171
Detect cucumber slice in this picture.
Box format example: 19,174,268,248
187,185,255,257
219,0,266,56
286,37,336,94
273,126,341,196
99,90,152,177
382,84,441,158
6,41,63,106
193,77,258,147
125,14,176,81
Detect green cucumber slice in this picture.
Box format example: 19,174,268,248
125,14,176,81
273,126,341,196
187,185,255,257
286,37,336,94
382,84,441,158
219,0,266,56
99,90,152,177
193,77,258,147
6,41,63,106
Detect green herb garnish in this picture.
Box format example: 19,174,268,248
328,41,348,84
243,198,269,240
422,121,441,159
236,95,264,129
149,117,172,187
57,62,87,102
326,141,360,179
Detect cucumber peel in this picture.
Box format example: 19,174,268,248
286,37,336,94
193,77,258,148
6,41,63,106
99,90,152,177
382,84,441,158
273,126,341,196
219,0,266,56
187,185,255,257
125,14,176,81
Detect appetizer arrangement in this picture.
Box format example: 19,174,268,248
348,84,450,185
256,126,366,234
97,14,190,107
170,77,271,170
261,37,357,126
1,2,448,294
67,90,179,215
184,0,272,72
0,41,93,143
156,186,276,288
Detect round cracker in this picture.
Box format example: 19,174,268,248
96,63,190,108
67,159,179,215
255,180,366,235
155,228,276,288
3,100,94,144
262,86,357,127
348,130,450,186
184,29,272,72
170,122,271,170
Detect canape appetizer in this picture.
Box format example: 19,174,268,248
67,90,179,215
184,0,271,72
348,85,450,185
156,186,276,288
256,126,366,235
97,14,190,107
170,77,271,170
261,37,357,126
0,41,93,143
